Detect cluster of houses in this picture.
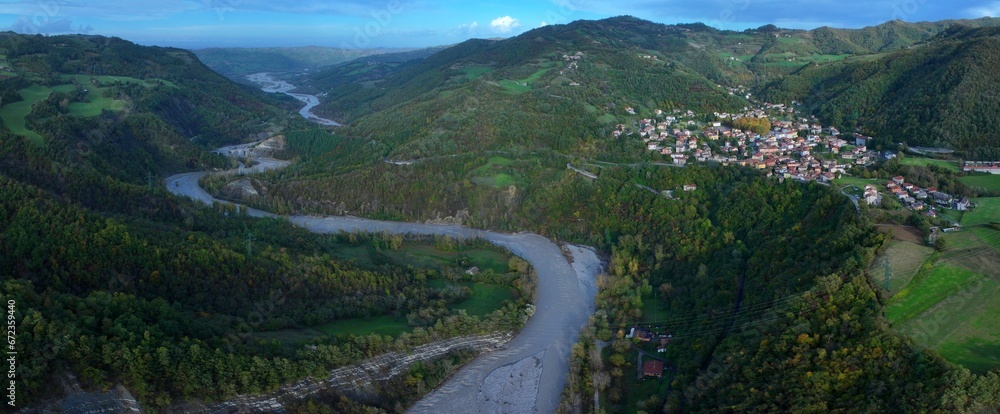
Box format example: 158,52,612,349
617,105,882,182
626,326,673,352
625,326,671,378
878,176,970,213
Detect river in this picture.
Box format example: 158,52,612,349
246,72,341,126
165,147,602,412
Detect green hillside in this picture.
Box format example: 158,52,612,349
0,34,533,410
760,26,1000,159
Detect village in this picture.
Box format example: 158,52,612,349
615,102,876,182
613,102,974,218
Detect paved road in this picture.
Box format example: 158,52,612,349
165,151,601,413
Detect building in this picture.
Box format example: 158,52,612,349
956,197,971,211
643,360,664,378
864,185,879,205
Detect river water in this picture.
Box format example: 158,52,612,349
168,77,603,411
246,72,341,126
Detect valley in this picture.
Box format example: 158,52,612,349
1,14,1000,414
166,141,602,413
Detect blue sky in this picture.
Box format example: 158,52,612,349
1,0,998,49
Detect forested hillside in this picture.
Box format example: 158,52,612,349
761,26,1000,159
0,34,534,410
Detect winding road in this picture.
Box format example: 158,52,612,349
165,145,602,413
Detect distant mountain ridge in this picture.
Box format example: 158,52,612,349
298,15,1000,158
192,46,429,80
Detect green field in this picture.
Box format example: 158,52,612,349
461,66,494,80
889,225,1000,372
0,85,50,144
329,238,513,273
640,294,670,323
962,198,1000,226
875,241,935,294
429,279,515,316
933,278,1000,372
886,263,983,324
60,74,176,89
499,67,553,94
970,227,1000,252
470,156,524,188
382,243,510,273
0,74,169,144
960,175,1000,192
804,53,851,63
938,208,964,224
314,315,410,337
901,156,959,172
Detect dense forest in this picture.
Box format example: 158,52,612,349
548,165,1000,412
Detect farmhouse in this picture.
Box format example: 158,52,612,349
643,360,664,378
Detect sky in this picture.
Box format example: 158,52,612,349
1,0,998,50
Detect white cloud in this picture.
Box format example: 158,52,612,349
967,2,1000,17
490,15,520,33
539,21,548,27
454,21,480,36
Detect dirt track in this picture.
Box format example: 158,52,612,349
876,224,925,244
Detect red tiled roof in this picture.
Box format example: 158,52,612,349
643,360,664,376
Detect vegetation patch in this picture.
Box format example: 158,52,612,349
0,85,49,144
314,315,411,338
382,243,511,273
498,67,553,94
896,276,1000,372
886,262,982,325
461,66,494,80
970,227,1000,253
428,279,515,316
470,156,525,188
901,156,959,172
640,294,670,323
873,241,935,294
960,174,1000,192
962,197,1000,226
